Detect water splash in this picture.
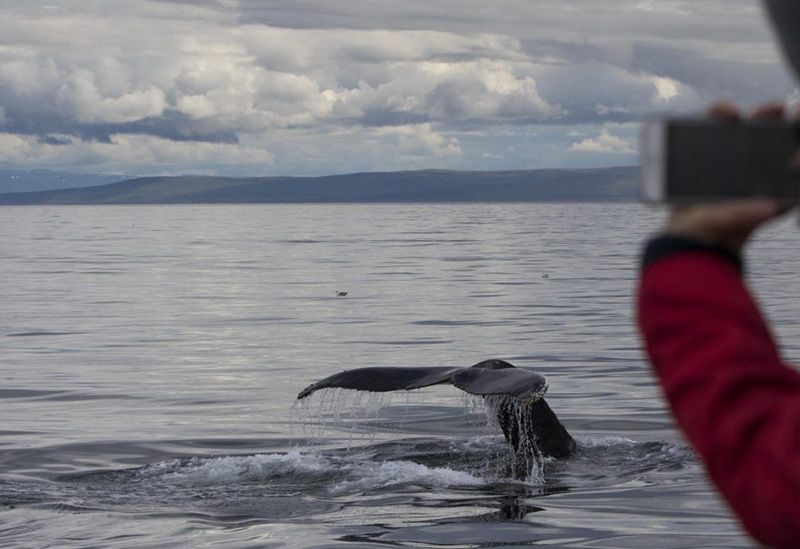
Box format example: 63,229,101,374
329,459,484,495
137,450,333,485
102,449,487,496
292,387,548,483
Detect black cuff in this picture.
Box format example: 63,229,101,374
642,235,743,271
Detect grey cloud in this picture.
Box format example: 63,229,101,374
146,0,776,60
86,113,241,144
37,134,73,146
630,43,795,104
359,110,431,127
1,96,240,145
535,63,667,124
230,1,759,36
519,39,630,67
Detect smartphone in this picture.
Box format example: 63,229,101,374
640,118,800,203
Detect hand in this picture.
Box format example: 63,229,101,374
664,102,793,254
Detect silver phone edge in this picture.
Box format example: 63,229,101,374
640,119,666,203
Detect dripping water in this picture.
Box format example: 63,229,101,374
292,388,546,483
291,388,410,449
483,395,547,483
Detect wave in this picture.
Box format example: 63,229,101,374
131,449,485,495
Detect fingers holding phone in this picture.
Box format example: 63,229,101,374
641,101,798,253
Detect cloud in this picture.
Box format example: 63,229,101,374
0,16,559,141
630,43,794,106
0,0,793,174
569,128,635,154
58,72,167,125
372,123,462,157
37,134,73,146
0,131,274,175
653,76,679,101
329,59,562,129
226,0,769,49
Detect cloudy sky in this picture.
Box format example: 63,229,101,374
0,0,796,176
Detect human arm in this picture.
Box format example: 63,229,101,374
637,102,800,547
638,237,800,548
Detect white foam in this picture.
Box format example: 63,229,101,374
575,435,637,448
136,450,485,493
330,460,484,494
142,450,333,485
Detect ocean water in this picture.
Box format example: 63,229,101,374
1,203,798,548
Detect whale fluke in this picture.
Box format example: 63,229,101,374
297,366,461,400
296,359,575,460
451,367,547,402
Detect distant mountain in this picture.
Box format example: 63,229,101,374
0,169,129,194
0,166,640,205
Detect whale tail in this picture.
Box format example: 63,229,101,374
296,359,575,459
493,396,576,460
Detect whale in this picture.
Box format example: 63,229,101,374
297,359,575,460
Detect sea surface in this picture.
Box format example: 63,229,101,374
2,203,799,548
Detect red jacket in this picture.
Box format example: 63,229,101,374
638,238,800,548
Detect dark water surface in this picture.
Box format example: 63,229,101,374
2,204,798,547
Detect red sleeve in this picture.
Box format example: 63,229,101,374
638,250,800,548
